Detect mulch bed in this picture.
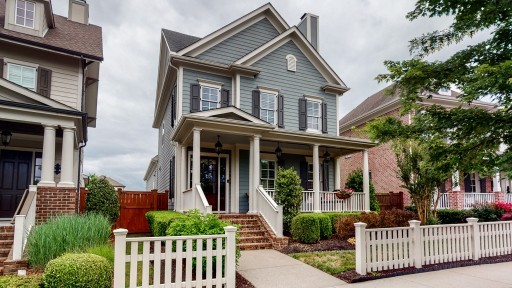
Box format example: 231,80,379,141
279,238,355,254
339,254,512,283
236,272,255,288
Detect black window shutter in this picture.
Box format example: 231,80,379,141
0,58,4,79
252,90,260,118
322,161,329,191
299,161,308,190
480,177,487,193
171,85,177,127
190,84,200,112
221,89,230,107
440,182,446,193
278,94,284,128
37,67,52,97
169,156,175,199
322,102,328,133
298,98,307,131
463,173,472,192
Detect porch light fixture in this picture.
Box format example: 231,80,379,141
1,130,12,146
215,135,223,155
323,150,331,162
54,163,61,175
275,142,282,159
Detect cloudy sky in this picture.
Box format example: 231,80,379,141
49,0,484,190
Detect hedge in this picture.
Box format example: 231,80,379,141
44,253,112,288
322,212,361,231
305,214,332,240
291,214,320,243
436,209,472,224
0,275,42,288
146,210,188,236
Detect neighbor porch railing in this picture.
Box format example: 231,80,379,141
464,193,495,209
434,192,450,210
256,186,283,237
301,191,365,212
505,193,512,203
113,226,237,288
12,185,37,260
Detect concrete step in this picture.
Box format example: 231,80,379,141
238,242,273,250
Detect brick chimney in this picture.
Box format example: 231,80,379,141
68,0,89,25
297,13,320,50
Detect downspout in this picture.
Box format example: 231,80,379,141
76,56,94,212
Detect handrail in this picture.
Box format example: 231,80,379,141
257,186,279,211
12,185,37,260
11,189,30,224
195,184,212,214
256,186,283,237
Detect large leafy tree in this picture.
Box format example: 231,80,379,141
375,0,512,176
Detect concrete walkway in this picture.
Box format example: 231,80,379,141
238,250,512,288
238,250,347,288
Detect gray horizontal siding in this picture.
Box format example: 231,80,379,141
239,150,250,213
240,40,337,135
158,89,177,201
182,69,233,115
197,18,280,64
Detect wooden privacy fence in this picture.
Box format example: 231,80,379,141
80,188,169,233
113,227,237,288
375,192,404,211
355,219,512,275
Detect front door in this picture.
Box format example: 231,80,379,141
200,156,228,212
0,150,32,218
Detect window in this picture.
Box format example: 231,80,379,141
286,54,297,72
470,173,476,192
33,152,42,185
307,163,314,190
261,160,276,191
7,63,36,90
260,92,276,124
307,100,321,131
15,0,35,29
201,86,220,111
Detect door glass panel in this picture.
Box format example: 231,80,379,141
200,157,218,211
219,157,226,212
34,152,42,185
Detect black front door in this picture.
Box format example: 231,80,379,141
0,150,32,218
200,156,227,212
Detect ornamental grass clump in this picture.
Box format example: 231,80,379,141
26,213,111,268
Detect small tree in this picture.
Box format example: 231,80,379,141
274,167,303,232
345,169,380,212
85,175,120,224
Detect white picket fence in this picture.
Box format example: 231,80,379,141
301,191,365,212
113,227,237,288
463,193,495,209
355,219,512,275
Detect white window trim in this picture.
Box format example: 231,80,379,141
260,159,277,191
199,84,221,111
286,54,297,72
259,89,278,125
14,0,36,29
198,79,223,90
305,96,322,133
6,62,37,91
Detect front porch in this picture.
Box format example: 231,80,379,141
171,108,374,236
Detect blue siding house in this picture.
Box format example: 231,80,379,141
150,3,374,237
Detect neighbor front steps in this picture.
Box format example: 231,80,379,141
0,226,14,275
218,214,288,250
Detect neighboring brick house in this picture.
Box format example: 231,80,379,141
339,85,507,207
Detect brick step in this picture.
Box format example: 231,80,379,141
218,214,258,219
237,242,273,250
0,248,11,257
224,220,260,226
0,256,7,264
0,267,3,276
0,240,13,249
238,230,267,237
238,225,264,231
0,233,14,241
238,236,271,244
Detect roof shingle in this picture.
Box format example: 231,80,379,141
162,29,201,52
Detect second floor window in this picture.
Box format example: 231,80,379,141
16,0,35,29
260,92,276,124
7,63,36,90
307,100,321,131
201,86,220,111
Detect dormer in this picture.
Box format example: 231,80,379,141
3,0,55,37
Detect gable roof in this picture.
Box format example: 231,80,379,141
187,106,269,125
176,3,289,57
143,155,159,181
236,26,348,89
0,0,103,61
162,29,201,52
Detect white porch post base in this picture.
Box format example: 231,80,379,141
58,126,75,187
192,129,201,209
252,135,260,213
363,149,370,212
313,144,321,213
39,124,57,187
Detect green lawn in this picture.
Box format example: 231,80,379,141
290,250,356,276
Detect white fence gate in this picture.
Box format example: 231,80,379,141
113,227,237,288
355,219,512,275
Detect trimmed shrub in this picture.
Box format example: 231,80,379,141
291,214,320,244
323,212,361,231
335,210,416,238
471,203,502,222
404,206,417,214
274,167,303,232
85,175,120,223
44,253,112,288
85,244,114,266
0,274,43,288
345,169,379,212
146,210,188,236
26,213,111,268
436,209,472,224
306,214,332,239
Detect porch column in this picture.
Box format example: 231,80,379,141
493,171,502,192
313,144,320,213
175,142,182,211
248,138,254,213
58,126,75,187
252,135,261,213
475,172,481,193
192,128,201,208
452,171,461,191
363,149,370,212
180,145,187,211
39,124,57,186
334,156,341,190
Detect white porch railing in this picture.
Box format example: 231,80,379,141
113,226,237,288
464,193,495,209
355,218,512,275
181,186,212,213
505,193,512,203
195,184,212,214
256,186,283,237
12,185,37,260
301,191,365,212
434,193,450,210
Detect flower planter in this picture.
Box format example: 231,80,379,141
335,193,351,200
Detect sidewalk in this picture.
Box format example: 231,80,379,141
238,250,347,288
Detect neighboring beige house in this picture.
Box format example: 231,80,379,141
144,155,158,191
0,0,103,273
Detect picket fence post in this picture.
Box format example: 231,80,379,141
224,226,237,288
354,222,367,275
409,220,422,268
467,217,480,260
113,228,128,288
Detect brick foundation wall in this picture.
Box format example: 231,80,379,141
36,186,78,223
